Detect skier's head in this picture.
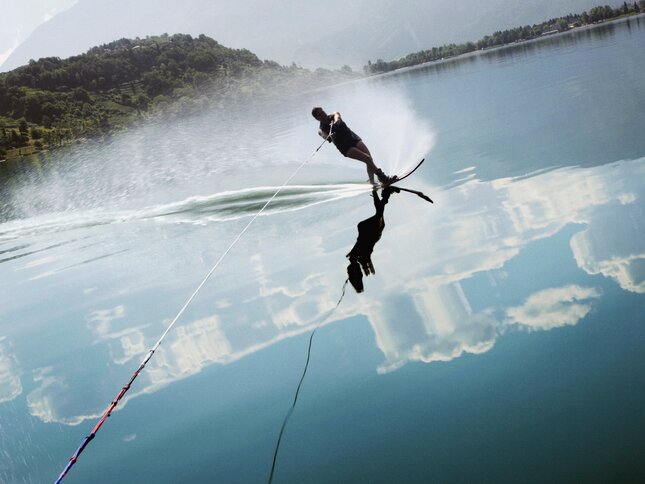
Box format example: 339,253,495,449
311,107,327,121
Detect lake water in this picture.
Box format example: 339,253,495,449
1,16,644,483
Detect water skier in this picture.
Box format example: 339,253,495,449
311,107,397,186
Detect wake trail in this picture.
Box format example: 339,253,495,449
0,183,368,242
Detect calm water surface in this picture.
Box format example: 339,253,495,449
1,17,644,483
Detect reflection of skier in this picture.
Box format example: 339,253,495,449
311,107,397,186
346,187,398,293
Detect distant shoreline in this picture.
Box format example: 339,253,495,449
363,10,645,76
368,14,641,81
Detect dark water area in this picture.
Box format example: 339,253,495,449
0,16,644,483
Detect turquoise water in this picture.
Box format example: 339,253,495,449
1,16,644,483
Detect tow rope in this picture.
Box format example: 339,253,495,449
268,279,349,483
55,135,330,483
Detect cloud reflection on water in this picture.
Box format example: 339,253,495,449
372,284,498,374
0,337,21,403
505,285,601,330
15,157,645,425
571,201,645,293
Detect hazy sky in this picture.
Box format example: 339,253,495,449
0,0,617,71
0,0,78,65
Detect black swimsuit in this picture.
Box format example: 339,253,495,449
320,118,362,156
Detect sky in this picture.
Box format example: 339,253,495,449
0,0,620,72
0,0,78,66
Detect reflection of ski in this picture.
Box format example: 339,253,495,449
377,159,433,202
397,186,433,203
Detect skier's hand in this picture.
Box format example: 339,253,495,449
327,122,335,142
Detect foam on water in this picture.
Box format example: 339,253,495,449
2,82,436,241
302,82,437,177
0,183,368,242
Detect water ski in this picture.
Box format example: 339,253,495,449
379,158,425,187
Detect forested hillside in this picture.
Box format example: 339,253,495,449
0,33,350,159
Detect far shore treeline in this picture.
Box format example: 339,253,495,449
1,3,644,161
364,2,645,74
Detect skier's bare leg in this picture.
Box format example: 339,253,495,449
345,146,379,183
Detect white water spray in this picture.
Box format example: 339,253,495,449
303,82,436,178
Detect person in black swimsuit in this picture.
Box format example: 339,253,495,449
311,107,396,185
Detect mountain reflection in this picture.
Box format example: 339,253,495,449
14,157,645,425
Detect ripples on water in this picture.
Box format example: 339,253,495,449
1,16,644,484
0,184,369,244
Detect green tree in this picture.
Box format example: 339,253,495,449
71,87,91,103
142,70,173,97
10,129,25,147
30,126,43,139
555,19,568,31
134,93,150,111
19,118,28,135
120,92,132,105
